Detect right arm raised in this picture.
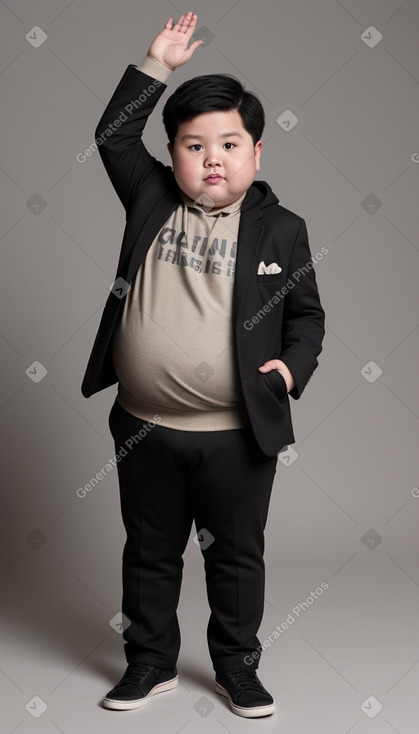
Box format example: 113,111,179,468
94,12,203,211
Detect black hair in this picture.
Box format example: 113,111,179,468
162,73,265,147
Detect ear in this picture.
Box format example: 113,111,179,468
167,142,173,161
254,140,263,171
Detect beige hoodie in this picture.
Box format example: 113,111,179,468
112,187,251,430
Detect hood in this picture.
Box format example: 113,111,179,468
240,179,279,212
174,179,279,258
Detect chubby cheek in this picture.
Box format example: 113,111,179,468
230,158,256,189
174,156,199,187
243,153,258,175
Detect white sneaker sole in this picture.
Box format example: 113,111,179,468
215,681,276,718
103,674,178,710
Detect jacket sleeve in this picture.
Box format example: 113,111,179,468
279,218,326,400
93,57,173,211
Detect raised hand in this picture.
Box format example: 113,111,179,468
147,12,204,70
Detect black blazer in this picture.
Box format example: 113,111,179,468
81,64,325,457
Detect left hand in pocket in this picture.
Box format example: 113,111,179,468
258,359,295,393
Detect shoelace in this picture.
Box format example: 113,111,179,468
223,670,265,692
120,662,156,685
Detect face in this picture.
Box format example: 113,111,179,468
167,109,263,210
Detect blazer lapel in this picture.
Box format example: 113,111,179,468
125,184,180,287
233,208,264,329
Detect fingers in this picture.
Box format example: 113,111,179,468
188,39,204,53
173,13,187,31
170,11,197,33
175,11,192,31
258,360,280,371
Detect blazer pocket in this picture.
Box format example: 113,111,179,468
256,272,284,284
263,369,288,402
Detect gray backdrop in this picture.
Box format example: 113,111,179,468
1,1,418,732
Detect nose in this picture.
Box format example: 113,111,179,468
204,149,221,167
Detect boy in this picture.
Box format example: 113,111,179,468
81,11,325,719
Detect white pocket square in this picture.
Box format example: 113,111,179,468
257,261,282,275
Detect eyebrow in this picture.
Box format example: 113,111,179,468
180,132,244,142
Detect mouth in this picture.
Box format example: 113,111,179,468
204,174,224,182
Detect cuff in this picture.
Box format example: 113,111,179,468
135,55,173,84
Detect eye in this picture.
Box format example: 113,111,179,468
188,142,236,152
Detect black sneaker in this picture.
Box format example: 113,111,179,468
215,669,275,718
103,662,178,710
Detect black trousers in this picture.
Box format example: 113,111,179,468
108,399,278,673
